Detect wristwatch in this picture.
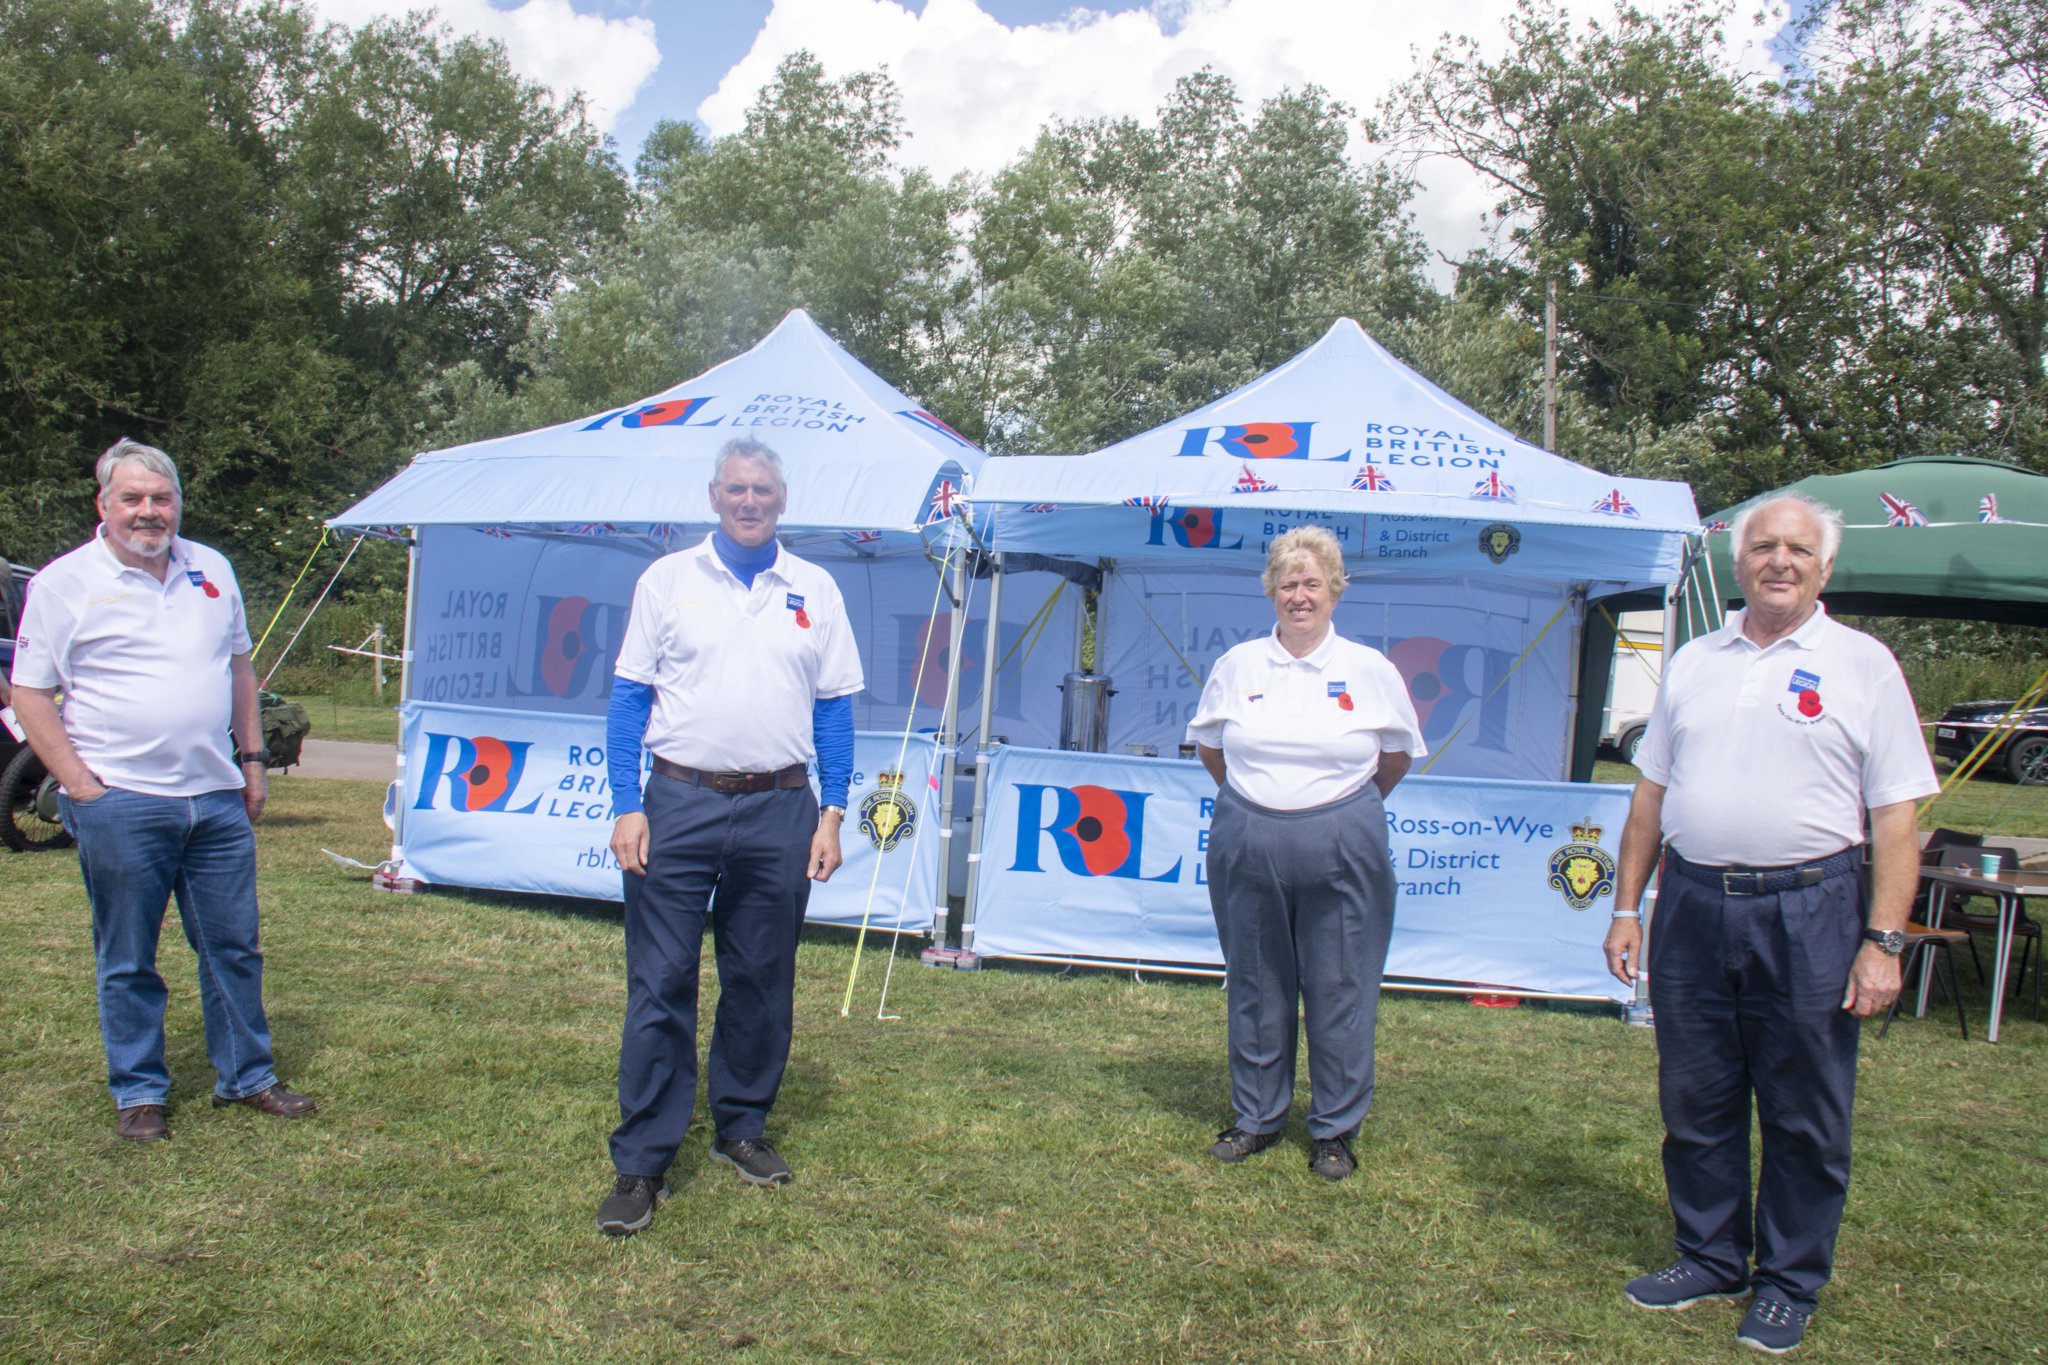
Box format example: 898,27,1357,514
236,747,274,767
821,805,846,817
1861,928,1905,957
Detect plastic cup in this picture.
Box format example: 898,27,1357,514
1979,852,2002,877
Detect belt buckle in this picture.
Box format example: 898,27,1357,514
709,772,747,794
1722,870,1763,896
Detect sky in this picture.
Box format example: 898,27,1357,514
301,0,1804,281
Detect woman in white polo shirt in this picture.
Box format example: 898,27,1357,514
1187,526,1425,1182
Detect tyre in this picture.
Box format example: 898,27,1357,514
1618,725,1646,766
0,744,73,852
2009,735,2048,786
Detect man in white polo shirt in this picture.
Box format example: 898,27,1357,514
593,437,862,1236
10,438,316,1144
1603,494,1936,1355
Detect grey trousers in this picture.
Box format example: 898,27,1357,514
1206,782,1396,1139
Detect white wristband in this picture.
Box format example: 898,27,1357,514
1611,909,1642,920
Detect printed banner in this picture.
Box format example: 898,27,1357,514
396,703,939,931
407,527,1076,747
1098,567,1575,781
971,746,1633,1001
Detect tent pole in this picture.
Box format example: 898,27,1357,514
1561,585,1587,781
930,547,971,945
959,553,1006,955
389,529,420,872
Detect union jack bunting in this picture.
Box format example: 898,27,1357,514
1704,520,1730,533
1349,466,1395,492
1232,463,1278,494
1879,492,1927,527
473,526,516,539
1122,495,1170,511
1980,494,2006,524
1021,503,1059,514
566,522,623,537
1591,488,1640,518
923,478,960,523
842,529,884,546
1469,471,1517,502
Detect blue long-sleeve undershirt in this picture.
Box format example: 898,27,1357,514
606,678,856,816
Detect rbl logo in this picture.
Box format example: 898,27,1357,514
414,733,541,813
581,395,722,431
1386,636,1515,752
1176,421,1347,461
516,595,630,700
1146,506,1245,550
1008,783,1183,881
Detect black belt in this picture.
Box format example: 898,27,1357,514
651,757,808,794
1666,847,1860,897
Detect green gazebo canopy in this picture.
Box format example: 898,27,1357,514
1700,456,2048,626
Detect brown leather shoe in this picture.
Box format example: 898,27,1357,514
212,1083,317,1118
116,1104,168,1143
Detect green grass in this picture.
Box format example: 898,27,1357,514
2,781,2044,1361
282,693,399,746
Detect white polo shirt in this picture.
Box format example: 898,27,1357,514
1635,605,1937,866
614,536,863,773
10,531,251,797
1186,627,1426,811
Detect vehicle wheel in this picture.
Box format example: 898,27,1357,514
1619,726,1646,766
0,745,73,852
2010,735,2048,786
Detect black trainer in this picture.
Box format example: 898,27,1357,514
595,1173,669,1236
1624,1260,1752,1311
1207,1126,1282,1163
1736,1295,1812,1354
712,1137,792,1186
1309,1131,1357,1182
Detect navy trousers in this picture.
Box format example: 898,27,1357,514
1648,859,1865,1311
1206,783,1396,1140
610,775,816,1178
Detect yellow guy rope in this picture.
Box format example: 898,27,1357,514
250,528,330,663
1928,664,2048,798
1418,596,1574,774
839,540,962,1018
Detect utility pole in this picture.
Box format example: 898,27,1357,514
1544,278,1559,452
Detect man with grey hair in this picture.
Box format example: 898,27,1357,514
9,438,316,1144
593,437,861,1235
1604,494,1935,1354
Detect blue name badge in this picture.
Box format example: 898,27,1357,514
185,568,206,587
1327,681,1347,697
1788,668,1821,694
786,592,806,612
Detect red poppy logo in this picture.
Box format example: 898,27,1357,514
794,608,811,629
1227,422,1302,459
1337,692,1354,711
201,580,220,599
1797,689,1822,718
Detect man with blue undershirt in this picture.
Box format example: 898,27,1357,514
594,437,862,1237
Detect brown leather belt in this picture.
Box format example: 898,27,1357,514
651,756,808,794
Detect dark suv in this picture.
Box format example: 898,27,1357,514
1934,698,2048,785
1,557,75,851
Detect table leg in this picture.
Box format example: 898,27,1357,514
1915,883,1946,1019
1988,893,2014,1044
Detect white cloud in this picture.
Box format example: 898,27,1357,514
301,0,659,133
701,0,1791,284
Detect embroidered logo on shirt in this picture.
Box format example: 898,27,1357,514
1787,668,1823,717
1328,681,1354,711
786,591,810,628
185,567,220,599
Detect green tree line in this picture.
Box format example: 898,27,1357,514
5,0,2043,625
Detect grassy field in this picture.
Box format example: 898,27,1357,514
1,779,2043,1362
283,694,400,746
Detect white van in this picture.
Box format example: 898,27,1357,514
1601,610,1664,765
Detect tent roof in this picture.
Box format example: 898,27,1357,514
330,309,981,534
972,317,1699,533
1702,456,2048,625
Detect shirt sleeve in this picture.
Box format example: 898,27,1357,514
612,565,664,686
1184,651,1235,749
811,577,864,700
1371,651,1427,757
1861,653,1940,808
8,574,74,690
1632,652,1679,786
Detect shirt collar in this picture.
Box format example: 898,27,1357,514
1719,602,1831,653
91,526,187,581
1261,624,1339,670
692,532,789,587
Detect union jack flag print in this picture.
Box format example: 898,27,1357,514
1879,492,1926,527
923,478,960,524
842,529,884,546
1591,488,1640,518
1021,503,1059,514
1349,466,1395,492
1232,464,1278,494
1704,520,1730,533
1980,494,2006,524
1469,471,1517,502
1122,495,1170,511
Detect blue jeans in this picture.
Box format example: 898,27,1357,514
59,787,278,1108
